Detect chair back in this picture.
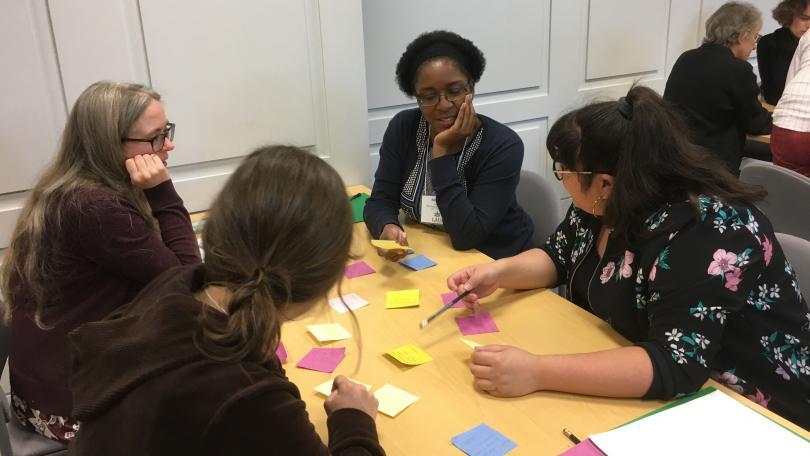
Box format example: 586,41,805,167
517,169,563,246
776,232,810,310
740,160,810,241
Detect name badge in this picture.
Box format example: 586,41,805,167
420,195,443,225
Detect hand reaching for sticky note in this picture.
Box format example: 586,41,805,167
324,375,379,420
375,224,409,261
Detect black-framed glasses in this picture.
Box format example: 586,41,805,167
122,122,175,152
416,85,470,107
552,160,594,181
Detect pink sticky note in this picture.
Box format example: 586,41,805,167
455,312,499,335
296,347,346,373
441,291,465,309
558,439,604,456
345,261,376,279
276,341,288,364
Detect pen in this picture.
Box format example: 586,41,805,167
562,428,581,445
419,288,474,329
350,193,364,200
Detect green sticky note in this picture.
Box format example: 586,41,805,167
350,193,369,223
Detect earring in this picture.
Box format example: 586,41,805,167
592,195,605,214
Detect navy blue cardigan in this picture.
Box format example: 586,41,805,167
364,108,534,259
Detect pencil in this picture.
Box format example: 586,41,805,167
419,288,474,329
562,428,581,445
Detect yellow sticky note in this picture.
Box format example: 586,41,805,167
386,289,420,309
385,344,433,366
460,338,482,349
374,384,419,417
314,378,372,396
306,323,352,342
371,239,408,250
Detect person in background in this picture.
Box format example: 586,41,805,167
364,30,534,261
448,86,810,430
772,27,810,176
757,0,810,105
69,146,385,455
665,2,773,172
0,81,201,443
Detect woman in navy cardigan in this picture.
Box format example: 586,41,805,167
364,30,534,260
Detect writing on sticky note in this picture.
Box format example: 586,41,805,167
385,344,433,366
306,323,352,342
328,293,369,314
374,384,419,417
345,261,375,279
276,341,288,363
460,338,482,349
386,289,420,308
350,193,369,223
456,311,499,335
313,378,372,396
371,239,409,250
442,291,465,309
296,347,346,373
400,254,437,271
451,423,517,456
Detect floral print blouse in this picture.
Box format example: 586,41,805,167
539,195,810,430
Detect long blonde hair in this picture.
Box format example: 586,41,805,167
1,81,161,328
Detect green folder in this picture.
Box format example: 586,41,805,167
350,193,369,223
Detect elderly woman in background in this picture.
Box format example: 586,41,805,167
757,0,810,105
665,1,772,173
772,30,810,176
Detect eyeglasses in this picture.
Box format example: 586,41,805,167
122,122,176,152
416,85,470,107
552,160,593,181
754,33,762,43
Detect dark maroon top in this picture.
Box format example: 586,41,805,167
10,180,201,417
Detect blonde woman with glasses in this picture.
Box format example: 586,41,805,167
364,30,535,261
0,81,201,442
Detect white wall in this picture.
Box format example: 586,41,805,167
362,0,782,195
0,0,370,249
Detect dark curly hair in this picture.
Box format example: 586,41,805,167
773,0,810,27
395,30,486,97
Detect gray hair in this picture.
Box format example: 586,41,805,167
704,2,762,46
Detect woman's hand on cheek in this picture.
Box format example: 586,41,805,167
125,154,170,189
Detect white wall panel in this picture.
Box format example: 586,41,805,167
48,0,150,107
139,0,318,166
586,0,669,80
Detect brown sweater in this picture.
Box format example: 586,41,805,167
69,265,385,456
10,180,201,417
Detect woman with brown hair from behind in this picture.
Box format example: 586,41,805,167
68,146,384,455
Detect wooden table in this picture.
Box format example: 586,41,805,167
191,185,809,454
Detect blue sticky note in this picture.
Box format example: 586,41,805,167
400,254,437,271
451,423,516,456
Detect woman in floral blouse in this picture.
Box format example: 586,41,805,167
447,86,810,430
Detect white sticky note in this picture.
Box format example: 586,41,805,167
306,323,352,342
328,293,369,314
461,338,482,349
374,383,419,417
314,378,372,396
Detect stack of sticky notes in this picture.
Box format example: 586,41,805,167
385,344,432,366
306,323,352,342
374,384,419,417
371,239,408,250
386,289,420,308
400,254,437,271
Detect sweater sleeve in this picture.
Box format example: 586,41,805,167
77,180,201,285
364,114,407,238
429,128,524,251
204,385,384,456
730,61,773,135
638,205,766,399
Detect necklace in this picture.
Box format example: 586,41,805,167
203,287,228,314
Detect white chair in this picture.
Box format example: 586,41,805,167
0,321,67,456
740,159,810,241
776,232,810,310
516,169,564,246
